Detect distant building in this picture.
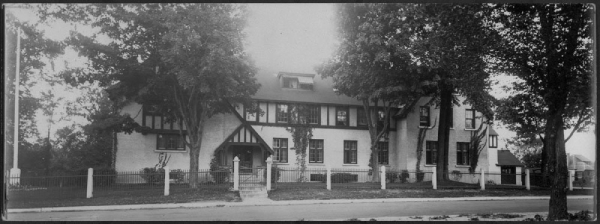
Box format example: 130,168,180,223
567,153,595,182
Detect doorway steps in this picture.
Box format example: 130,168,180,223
239,184,270,202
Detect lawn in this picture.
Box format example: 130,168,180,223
7,184,240,209
268,187,593,201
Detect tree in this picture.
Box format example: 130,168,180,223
318,4,424,181
495,76,593,185
505,136,544,169
491,4,593,220
48,4,259,187
319,3,498,182
5,8,64,171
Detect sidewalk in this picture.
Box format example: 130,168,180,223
8,195,593,214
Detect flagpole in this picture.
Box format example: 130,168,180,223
11,26,22,185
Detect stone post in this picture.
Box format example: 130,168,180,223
164,166,170,196
569,170,575,191
525,168,530,190
86,168,93,198
233,156,240,191
480,168,485,190
266,156,273,190
432,166,437,190
380,165,386,190
326,166,331,190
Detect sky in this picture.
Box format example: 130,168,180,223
7,4,596,160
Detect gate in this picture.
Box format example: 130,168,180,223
239,167,266,187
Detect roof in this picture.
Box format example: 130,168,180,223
251,69,363,106
489,127,498,136
574,154,592,162
497,150,524,167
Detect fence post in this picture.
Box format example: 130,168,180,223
380,165,386,190
164,166,170,196
266,156,272,190
233,156,240,191
569,170,574,191
86,168,93,198
432,166,437,190
326,166,331,190
480,168,485,190
525,168,531,190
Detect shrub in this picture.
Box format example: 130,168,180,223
310,173,326,182
416,172,425,182
170,169,184,184
451,170,462,181
263,166,282,183
209,156,230,184
386,172,398,183
400,170,410,183
569,210,591,221
331,173,358,183
141,167,165,184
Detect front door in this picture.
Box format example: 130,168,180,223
232,146,253,173
501,166,516,185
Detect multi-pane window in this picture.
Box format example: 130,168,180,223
377,109,386,130
276,104,289,123
465,109,476,129
343,140,358,164
357,107,367,127
378,141,389,165
283,77,299,88
457,142,470,165
426,141,437,165
273,138,288,163
157,134,186,151
489,135,498,148
309,139,324,163
307,105,320,124
420,106,430,127
336,106,349,126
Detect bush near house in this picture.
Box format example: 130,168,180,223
400,170,410,183
416,172,425,182
386,172,398,183
331,173,358,183
141,167,165,184
263,166,282,183
310,173,327,182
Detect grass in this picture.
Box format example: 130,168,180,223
268,187,593,201
7,184,240,209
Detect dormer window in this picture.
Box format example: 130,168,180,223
279,72,315,90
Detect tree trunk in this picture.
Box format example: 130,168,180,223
546,113,569,220
111,131,117,170
541,141,549,187
188,124,204,188
436,85,452,182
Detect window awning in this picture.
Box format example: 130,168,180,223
297,76,314,85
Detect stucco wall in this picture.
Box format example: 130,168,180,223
116,103,242,173
395,96,491,174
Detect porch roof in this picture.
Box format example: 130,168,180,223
215,123,274,153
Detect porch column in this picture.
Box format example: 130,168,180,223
266,156,272,190
233,156,240,191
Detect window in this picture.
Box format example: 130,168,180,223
378,141,389,165
489,135,498,148
465,109,476,129
357,107,367,127
273,138,288,163
157,134,186,151
426,141,437,165
276,104,289,123
343,141,358,164
307,105,320,124
457,142,470,165
377,109,386,131
420,106,430,127
336,106,349,126
309,139,324,163
283,77,299,88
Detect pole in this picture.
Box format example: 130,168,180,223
380,165,386,190
266,156,272,190
432,166,437,190
480,168,485,190
569,170,574,191
233,156,239,191
10,26,22,185
326,166,331,190
164,166,170,196
86,168,93,198
525,168,530,190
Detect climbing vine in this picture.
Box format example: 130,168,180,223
285,104,314,182
415,117,437,178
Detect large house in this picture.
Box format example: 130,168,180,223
115,70,507,183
